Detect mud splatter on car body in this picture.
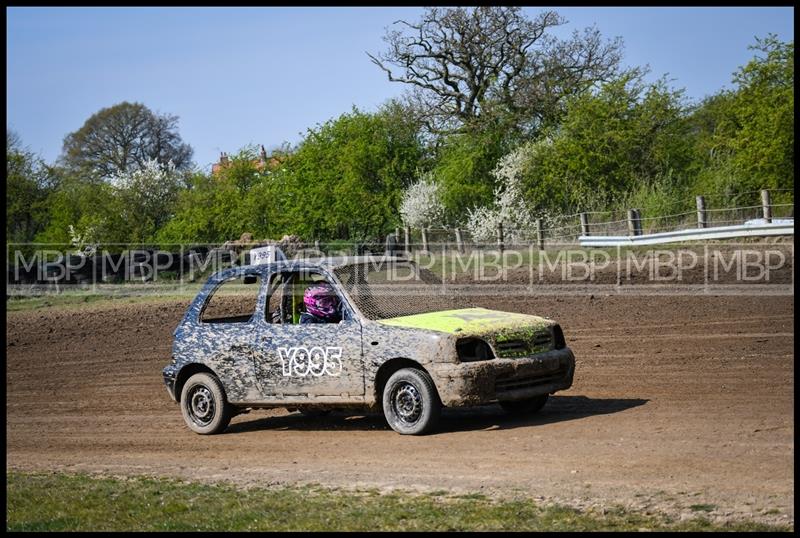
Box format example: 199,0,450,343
163,257,575,415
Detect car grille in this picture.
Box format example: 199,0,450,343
495,339,529,356
494,329,554,358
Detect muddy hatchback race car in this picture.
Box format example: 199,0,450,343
163,255,575,435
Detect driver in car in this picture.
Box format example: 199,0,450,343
299,283,342,324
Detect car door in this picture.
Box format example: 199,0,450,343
250,270,365,400
181,270,264,403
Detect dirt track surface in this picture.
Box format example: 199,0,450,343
6,292,794,525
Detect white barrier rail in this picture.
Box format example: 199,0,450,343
579,220,794,247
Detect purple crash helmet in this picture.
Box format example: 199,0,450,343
303,283,341,321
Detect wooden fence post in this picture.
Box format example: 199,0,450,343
404,226,410,253
761,189,772,223
395,227,400,242
497,222,505,254
384,232,398,255
454,227,464,254
627,209,636,237
536,218,544,251
580,213,590,236
628,209,643,237
421,227,429,253
696,195,707,228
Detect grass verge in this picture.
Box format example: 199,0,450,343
6,472,790,532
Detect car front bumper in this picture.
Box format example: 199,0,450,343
431,347,575,407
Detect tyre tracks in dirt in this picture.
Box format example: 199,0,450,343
6,293,794,526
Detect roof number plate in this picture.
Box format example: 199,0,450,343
250,246,286,265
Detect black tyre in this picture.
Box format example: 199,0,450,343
382,368,441,435
180,372,233,434
499,394,549,415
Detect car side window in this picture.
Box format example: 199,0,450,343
201,274,261,324
266,271,349,325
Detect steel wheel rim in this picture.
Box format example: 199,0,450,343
187,385,215,427
392,382,423,425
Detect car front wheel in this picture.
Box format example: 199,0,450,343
180,372,233,434
382,368,441,435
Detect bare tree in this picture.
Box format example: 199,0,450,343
7,128,22,150
368,7,623,135
61,101,193,180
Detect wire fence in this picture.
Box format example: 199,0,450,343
398,189,794,251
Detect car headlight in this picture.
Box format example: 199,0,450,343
456,338,494,362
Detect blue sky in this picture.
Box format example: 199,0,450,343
6,6,794,171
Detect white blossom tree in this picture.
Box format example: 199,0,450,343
110,158,183,241
399,171,446,229
465,145,538,242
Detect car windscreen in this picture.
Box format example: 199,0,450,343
333,261,458,320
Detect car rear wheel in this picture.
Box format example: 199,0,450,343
499,394,549,415
382,368,441,435
180,372,232,434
